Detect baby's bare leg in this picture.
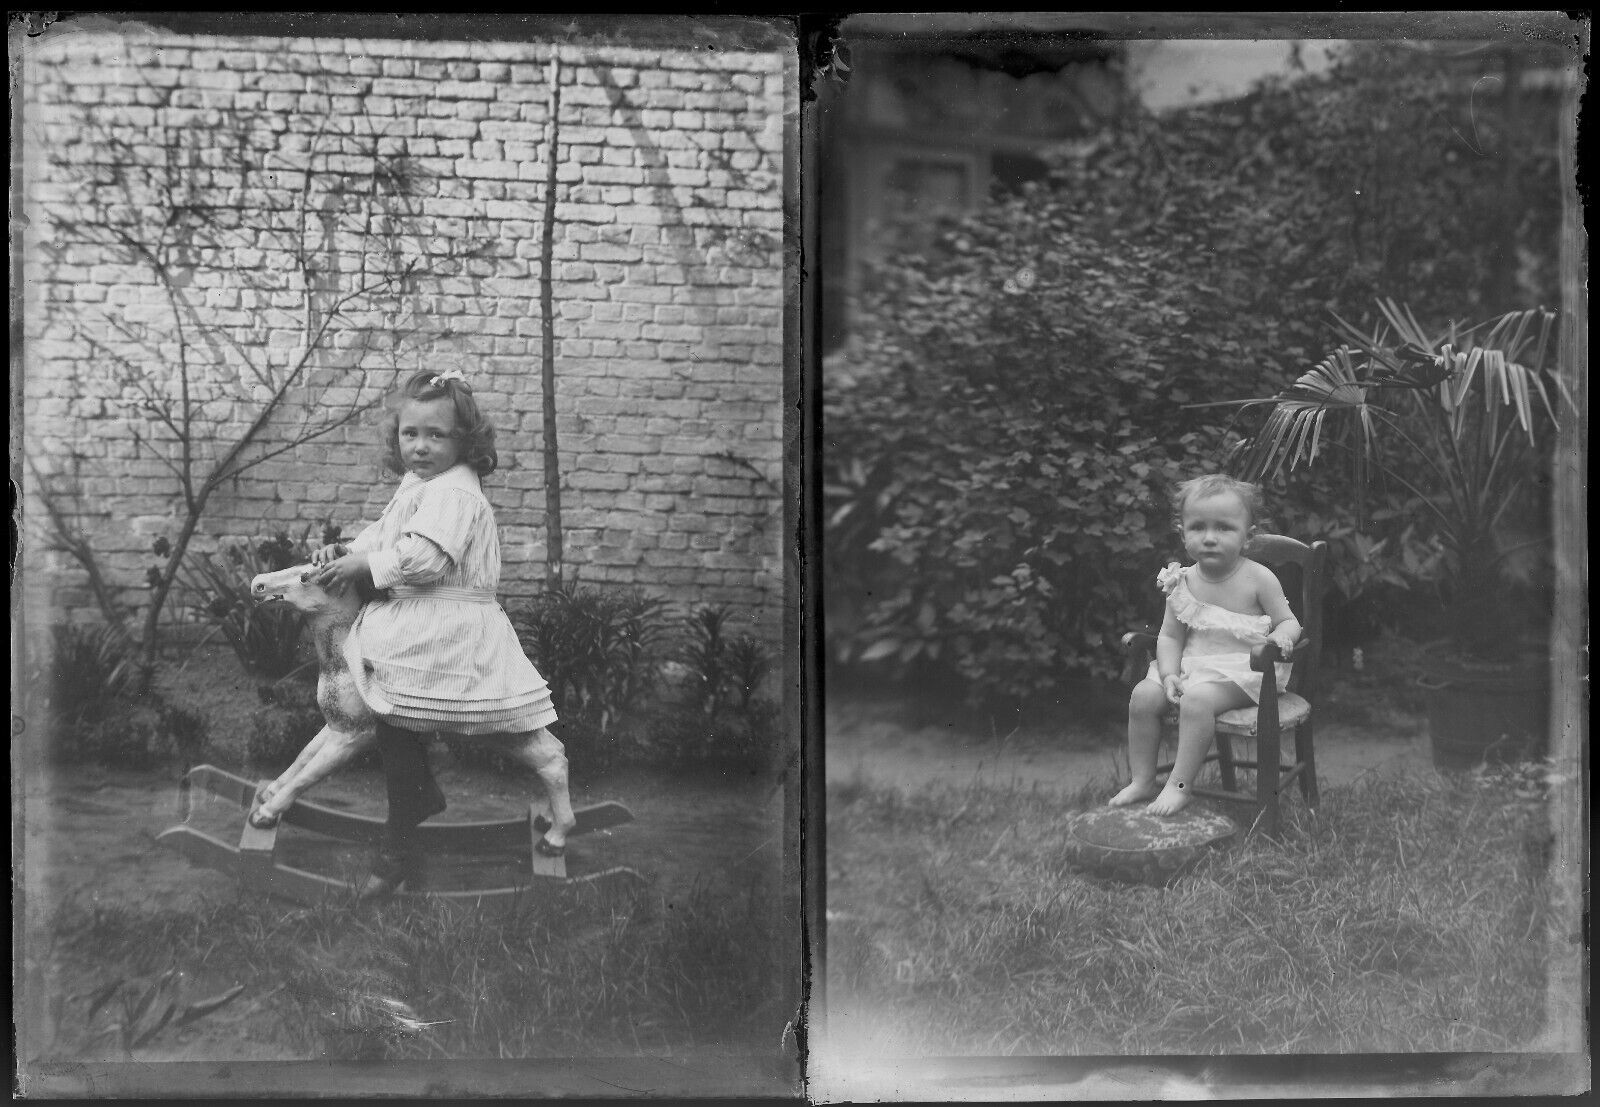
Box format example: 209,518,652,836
1110,677,1169,807
1148,682,1253,816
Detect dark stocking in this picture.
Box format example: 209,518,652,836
372,719,447,882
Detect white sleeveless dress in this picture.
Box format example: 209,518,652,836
1147,565,1293,704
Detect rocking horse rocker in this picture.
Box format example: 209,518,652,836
157,565,644,905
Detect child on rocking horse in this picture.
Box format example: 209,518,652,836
309,367,577,896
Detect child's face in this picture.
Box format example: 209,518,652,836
1181,491,1252,573
397,397,462,478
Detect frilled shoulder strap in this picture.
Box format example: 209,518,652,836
1165,570,1205,627
1168,570,1275,638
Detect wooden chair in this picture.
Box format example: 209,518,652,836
1121,534,1329,837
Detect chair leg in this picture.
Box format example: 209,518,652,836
1256,708,1282,839
1216,733,1238,792
1295,718,1319,808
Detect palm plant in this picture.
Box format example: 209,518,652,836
1215,298,1564,660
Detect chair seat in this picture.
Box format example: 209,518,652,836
1217,693,1311,737
1164,693,1311,738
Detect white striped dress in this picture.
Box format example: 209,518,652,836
341,462,558,736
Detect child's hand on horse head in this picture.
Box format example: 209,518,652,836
314,552,370,590
310,543,348,568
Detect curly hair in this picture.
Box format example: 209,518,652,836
380,368,499,478
1170,474,1267,530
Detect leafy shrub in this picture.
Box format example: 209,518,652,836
510,582,674,736
161,702,210,768
181,529,324,679
826,40,1565,704
45,622,143,727
678,605,775,714
246,678,340,770
498,591,781,774
39,623,213,767
724,634,774,712
1048,42,1562,363
825,204,1225,698
1273,487,1450,652
53,700,210,770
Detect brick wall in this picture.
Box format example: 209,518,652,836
21,26,792,646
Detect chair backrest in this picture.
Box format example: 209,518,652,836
1244,533,1330,697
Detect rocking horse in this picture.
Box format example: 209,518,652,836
157,565,643,904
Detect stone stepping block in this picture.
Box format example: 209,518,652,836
1063,805,1240,886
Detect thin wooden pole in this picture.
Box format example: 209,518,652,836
539,50,565,589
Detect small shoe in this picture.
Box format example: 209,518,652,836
358,851,416,900
534,837,566,859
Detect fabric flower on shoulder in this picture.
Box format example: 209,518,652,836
1156,562,1185,595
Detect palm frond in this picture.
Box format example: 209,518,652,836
1216,302,1564,548
1229,347,1378,482
1375,297,1436,351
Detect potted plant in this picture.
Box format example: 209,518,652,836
1216,298,1565,769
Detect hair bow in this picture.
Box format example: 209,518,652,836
430,368,467,388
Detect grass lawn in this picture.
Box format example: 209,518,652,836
825,769,1552,1056
42,876,790,1063
23,642,797,1075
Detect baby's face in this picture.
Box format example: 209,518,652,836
398,397,462,478
1181,491,1252,573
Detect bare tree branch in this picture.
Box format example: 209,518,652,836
25,459,132,630
34,70,486,669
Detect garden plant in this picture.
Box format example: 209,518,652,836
41,622,209,769
1221,299,1563,662
180,527,338,680
1218,299,1566,767
824,40,1565,707
509,588,779,774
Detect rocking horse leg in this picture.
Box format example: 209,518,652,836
501,727,578,853
251,725,376,827
264,728,327,799
252,724,334,820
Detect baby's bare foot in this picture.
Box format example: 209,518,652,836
1109,781,1159,807
1146,782,1192,817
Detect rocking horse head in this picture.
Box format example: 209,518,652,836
251,565,362,622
